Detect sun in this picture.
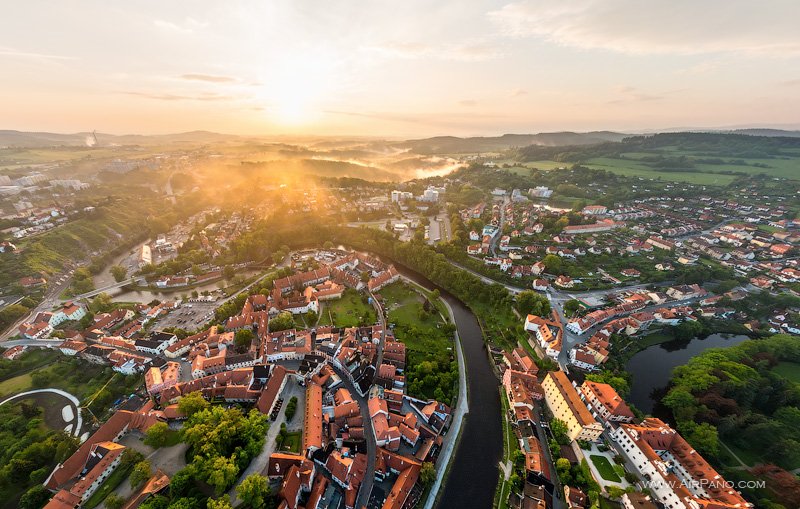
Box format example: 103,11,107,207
273,90,314,125
255,49,338,126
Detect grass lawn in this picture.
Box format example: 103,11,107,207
381,281,457,403
772,361,800,384
82,462,133,509
277,431,302,453
318,288,376,327
0,373,33,398
590,455,622,483
381,282,451,363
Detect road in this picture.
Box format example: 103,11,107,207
0,268,75,342
0,388,83,437
329,362,377,509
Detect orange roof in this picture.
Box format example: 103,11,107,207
545,371,596,427
581,381,634,419
303,382,323,451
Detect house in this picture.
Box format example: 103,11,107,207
564,486,588,509
620,268,640,278
555,275,574,288
582,205,607,215
524,314,562,361
19,276,47,288
49,302,87,327
533,279,548,291
2,345,26,360
542,371,603,442
58,339,88,356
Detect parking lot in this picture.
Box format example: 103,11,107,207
154,300,219,331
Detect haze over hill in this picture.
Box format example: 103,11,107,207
3,128,800,150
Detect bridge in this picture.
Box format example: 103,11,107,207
69,276,147,300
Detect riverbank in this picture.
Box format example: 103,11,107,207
399,277,469,509
398,266,502,509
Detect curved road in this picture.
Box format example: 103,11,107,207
0,388,83,437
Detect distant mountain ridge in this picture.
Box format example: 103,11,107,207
396,131,630,154
0,129,245,147
1,128,799,150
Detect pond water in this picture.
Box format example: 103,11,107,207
625,333,750,413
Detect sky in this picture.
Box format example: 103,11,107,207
1,0,799,137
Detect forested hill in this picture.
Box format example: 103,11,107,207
396,131,628,154
514,132,800,163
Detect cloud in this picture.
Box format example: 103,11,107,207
458,99,477,106
608,86,664,104
782,78,800,87
488,0,800,57
511,88,528,97
119,91,234,101
0,46,75,61
364,39,503,61
180,73,237,83
153,17,208,35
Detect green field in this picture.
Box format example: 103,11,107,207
585,157,739,185
0,372,33,398
317,288,377,327
772,361,800,384
590,455,622,483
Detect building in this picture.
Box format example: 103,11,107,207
49,302,87,327
582,205,607,215
44,442,127,509
611,418,751,509
579,381,634,425
542,371,603,442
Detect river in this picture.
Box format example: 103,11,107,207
625,333,750,413
398,266,502,509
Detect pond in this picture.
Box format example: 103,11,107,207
625,333,750,413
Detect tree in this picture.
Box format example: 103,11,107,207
105,494,126,509
19,485,51,509
516,290,551,317
269,311,294,332
234,329,255,353
207,495,235,509
551,418,571,445
201,455,239,495
178,391,209,417
284,397,298,421
223,265,236,281
143,421,170,448
563,299,581,316
130,459,152,488
683,422,719,457
111,265,128,282
420,462,436,487
237,473,270,509
542,254,562,273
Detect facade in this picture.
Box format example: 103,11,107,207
611,418,750,509
542,371,603,442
